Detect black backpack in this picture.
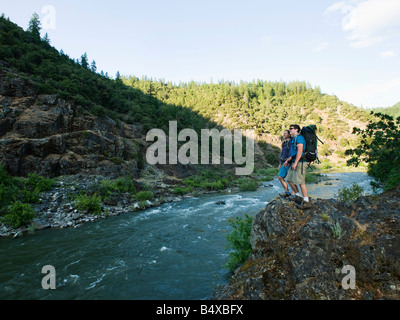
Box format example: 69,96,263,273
300,125,324,165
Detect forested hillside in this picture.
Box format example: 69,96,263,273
124,76,374,163
370,102,400,119
0,13,375,169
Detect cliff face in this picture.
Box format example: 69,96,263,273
0,69,143,178
214,186,400,300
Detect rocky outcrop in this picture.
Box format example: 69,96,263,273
0,69,143,178
214,186,400,300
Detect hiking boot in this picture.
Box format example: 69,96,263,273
289,195,304,204
295,201,312,210
280,192,292,198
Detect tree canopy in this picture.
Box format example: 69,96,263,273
346,112,400,191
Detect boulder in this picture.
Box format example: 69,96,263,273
214,186,400,300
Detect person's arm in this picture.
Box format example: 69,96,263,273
284,156,292,167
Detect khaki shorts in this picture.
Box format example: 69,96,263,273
287,162,307,185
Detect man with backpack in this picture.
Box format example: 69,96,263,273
282,124,311,209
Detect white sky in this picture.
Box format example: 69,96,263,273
1,0,400,108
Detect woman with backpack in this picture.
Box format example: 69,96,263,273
278,129,292,197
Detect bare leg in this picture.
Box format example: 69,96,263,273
287,181,299,195
300,184,308,198
278,177,289,192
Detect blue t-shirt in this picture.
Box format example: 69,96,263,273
290,134,306,162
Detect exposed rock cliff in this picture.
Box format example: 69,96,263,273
0,69,143,178
214,186,400,300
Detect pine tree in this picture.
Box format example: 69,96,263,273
43,32,50,44
81,52,89,69
27,12,41,43
115,71,123,84
91,60,97,73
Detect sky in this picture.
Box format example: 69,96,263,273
1,0,400,109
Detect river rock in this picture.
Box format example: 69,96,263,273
31,219,51,231
214,185,400,300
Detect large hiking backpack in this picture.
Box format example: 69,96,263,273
300,125,324,165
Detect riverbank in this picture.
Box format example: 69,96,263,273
2,160,266,238
0,172,239,238
0,165,372,239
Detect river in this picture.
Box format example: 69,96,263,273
0,172,375,300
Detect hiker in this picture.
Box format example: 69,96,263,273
282,124,311,209
278,130,292,197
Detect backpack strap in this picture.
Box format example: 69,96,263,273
294,134,305,160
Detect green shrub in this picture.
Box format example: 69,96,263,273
264,148,280,166
305,172,326,184
25,173,55,192
346,113,400,191
320,159,332,170
385,167,400,191
0,182,18,211
183,172,231,191
91,105,107,118
0,166,18,209
113,177,136,194
111,157,124,164
75,193,102,215
134,191,154,201
20,187,40,204
225,214,253,272
3,202,35,228
173,186,192,195
15,174,55,204
255,168,279,181
138,200,149,209
93,177,137,200
335,183,364,202
237,178,258,191
0,167,57,217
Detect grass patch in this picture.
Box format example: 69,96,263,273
225,214,253,272
305,172,327,184
319,212,334,223
254,167,279,181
